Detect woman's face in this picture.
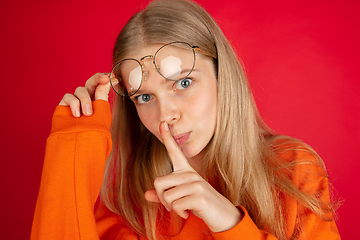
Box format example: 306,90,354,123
126,44,218,162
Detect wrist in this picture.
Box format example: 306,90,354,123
211,206,243,233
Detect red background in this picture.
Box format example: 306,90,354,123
0,0,358,239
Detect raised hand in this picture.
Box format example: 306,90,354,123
144,122,243,232
59,73,115,117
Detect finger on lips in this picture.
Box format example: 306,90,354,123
150,122,198,216
159,121,194,172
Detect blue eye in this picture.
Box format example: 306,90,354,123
175,78,192,90
136,94,152,104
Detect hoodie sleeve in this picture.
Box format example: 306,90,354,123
31,100,113,240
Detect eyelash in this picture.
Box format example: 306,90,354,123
132,78,194,105
175,78,193,90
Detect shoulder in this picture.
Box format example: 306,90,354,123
268,136,323,164
266,136,338,224
265,135,328,182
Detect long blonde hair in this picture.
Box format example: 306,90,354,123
101,0,336,239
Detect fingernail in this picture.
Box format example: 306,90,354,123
75,108,80,117
112,78,119,85
100,72,108,77
85,104,92,115
164,122,169,131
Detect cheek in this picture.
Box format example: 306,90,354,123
137,108,162,140
194,86,217,122
201,100,217,131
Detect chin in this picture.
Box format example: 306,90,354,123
180,144,203,160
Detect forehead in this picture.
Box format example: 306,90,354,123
124,42,195,60
124,44,163,59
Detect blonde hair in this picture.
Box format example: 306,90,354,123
101,0,337,239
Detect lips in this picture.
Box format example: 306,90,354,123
172,132,191,146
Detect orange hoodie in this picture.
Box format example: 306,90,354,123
31,100,340,240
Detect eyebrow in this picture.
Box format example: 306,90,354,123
130,68,200,97
178,68,199,77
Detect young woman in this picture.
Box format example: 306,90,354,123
31,0,340,239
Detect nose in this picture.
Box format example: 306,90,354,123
158,96,181,126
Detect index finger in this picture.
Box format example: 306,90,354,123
159,121,194,172
84,73,110,98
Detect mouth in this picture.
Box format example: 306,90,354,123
172,132,191,146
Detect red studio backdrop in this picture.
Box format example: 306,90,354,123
0,0,358,239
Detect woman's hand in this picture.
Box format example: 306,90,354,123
59,73,113,117
145,122,243,233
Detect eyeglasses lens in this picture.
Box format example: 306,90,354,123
110,42,195,97
155,42,195,81
110,59,142,97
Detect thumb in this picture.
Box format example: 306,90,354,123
144,189,161,203
94,73,114,101
159,121,194,172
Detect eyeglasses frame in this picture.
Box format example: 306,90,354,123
109,41,207,97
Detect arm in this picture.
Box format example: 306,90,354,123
31,73,119,239
282,148,340,239
148,128,339,239
212,145,340,240
31,100,112,240
145,124,340,239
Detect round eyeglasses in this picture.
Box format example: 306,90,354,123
109,42,204,97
